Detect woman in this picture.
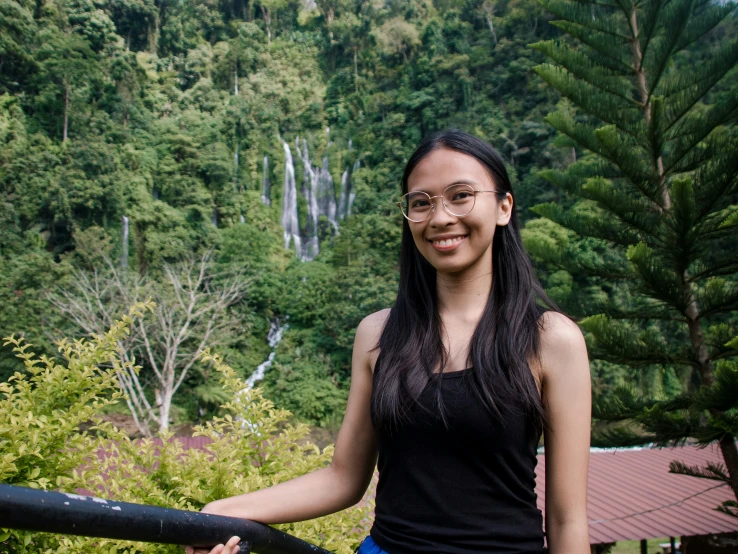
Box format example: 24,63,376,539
187,130,591,554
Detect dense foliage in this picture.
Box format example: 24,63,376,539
1,0,571,427
1,0,737,533
530,0,738,511
0,306,370,553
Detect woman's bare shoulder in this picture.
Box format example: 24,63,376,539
537,310,588,381
357,308,391,338
355,309,391,373
538,310,583,342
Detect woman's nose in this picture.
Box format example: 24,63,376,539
428,199,457,226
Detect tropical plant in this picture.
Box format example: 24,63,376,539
0,306,371,552
47,253,250,435
530,0,738,512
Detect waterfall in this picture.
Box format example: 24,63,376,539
233,142,239,192
295,137,319,261
245,317,289,389
295,138,338,259
347,159,360,217
121,215,129,269
281,141,301,255
233,70,240,192
211,207,218,228
152,186,159,200
319,155,337,229
337,159,360,220
295,138,319,260
279,136,359,260
261,155,271,206
240,213,245,224
337,167,349,221
337,138,353,221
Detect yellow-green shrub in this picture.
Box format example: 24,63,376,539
1,304,371,553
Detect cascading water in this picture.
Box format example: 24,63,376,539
121,215,129,269
296,137,337,260
279,136,360,259
337,168,349,221
211,207,219,228
337,159,360,221
261,155,271,206
319,156,338,228
233,142,239,192
245,317,288,389
281,141,302,255
347,159,360,216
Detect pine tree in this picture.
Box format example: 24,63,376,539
529,0,738,515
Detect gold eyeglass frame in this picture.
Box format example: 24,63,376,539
396,184,506,223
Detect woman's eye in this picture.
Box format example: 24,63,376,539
411,198,430,208
452,192,472,201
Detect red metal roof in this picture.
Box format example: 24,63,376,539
535,443,738,544
141,437,738,544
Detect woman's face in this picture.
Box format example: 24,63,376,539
405,148,513,276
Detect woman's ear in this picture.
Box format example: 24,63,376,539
496,192,513,226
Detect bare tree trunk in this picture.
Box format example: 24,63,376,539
354,47,359,93
719,436,738,500
134,220,148,275
156,386,171,432
63,80,69,143
264,7,271,45
326,8,333,42
483,1,497,45
149,13,159,53
47,253,249,436
629,3,738,502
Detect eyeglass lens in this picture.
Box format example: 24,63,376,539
400,184,476,221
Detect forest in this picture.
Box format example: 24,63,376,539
1,0,738,526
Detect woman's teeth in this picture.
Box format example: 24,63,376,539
432,236,465,246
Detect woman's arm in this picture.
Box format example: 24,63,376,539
538,312,591,554
185,310,388,554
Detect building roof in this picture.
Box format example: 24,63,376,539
170,437,736,544
534,443,737,544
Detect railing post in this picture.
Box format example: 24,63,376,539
0,484,333,554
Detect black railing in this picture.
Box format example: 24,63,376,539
0,484,333,554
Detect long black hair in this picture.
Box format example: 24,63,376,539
371,130,559,436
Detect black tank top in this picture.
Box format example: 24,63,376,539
369,364,544,554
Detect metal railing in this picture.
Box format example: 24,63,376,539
0,484,333,554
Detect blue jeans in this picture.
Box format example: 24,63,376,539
356,536,390,554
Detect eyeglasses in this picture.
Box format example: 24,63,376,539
396,183,506,222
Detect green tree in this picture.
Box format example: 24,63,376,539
0,308,371,553
373,16,421,61
34,28,99,142
531,0,738,513
0,0,38,93
257,0,288,44
104,0,158,51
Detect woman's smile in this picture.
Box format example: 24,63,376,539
427,234,468,252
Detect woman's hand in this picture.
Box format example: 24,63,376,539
184,501,241,554
184,535,241,554
184,312,384,554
